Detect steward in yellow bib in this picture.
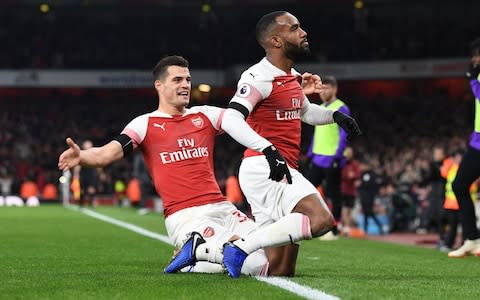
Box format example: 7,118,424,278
306,76,353,237
441,150,477,251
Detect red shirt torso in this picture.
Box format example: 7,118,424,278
122,107,225,217
232,58,304,169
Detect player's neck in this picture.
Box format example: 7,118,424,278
157,105,186,116
266,53,294,73
324,97,337,104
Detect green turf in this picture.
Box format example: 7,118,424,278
1,205,479,299
295,239,480,299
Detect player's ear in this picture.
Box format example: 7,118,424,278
154,79,162,90
271,36,282,48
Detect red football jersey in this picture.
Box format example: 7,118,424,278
121,106,226,217
230,58,306,169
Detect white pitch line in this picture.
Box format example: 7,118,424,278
75,207,340,300
256,276,340,300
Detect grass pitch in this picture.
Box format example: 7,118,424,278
1,205,479,299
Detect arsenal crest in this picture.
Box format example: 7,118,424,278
192,116,204,128
203,226,215,238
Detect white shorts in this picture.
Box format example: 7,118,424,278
239,155,324,227
165,201,257,248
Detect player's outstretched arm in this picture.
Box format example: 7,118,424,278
222,107,292,184
332,111,362,141
58,137,124,171
300,99,362,140
222,107,272,153
300,98,335,125
58,137,81,171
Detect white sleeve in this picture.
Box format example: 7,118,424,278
229,71,273,113
300,96,335,125
121,114,149,150
222,66,276,151
221,108,272,152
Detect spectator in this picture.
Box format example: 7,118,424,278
439,149,478,252
42,182,58,202
133,151,153,215
340,146,361,236
358,159,383,235
225,166,250,217
19,175,39,201
0,166,13,196
422,145,447,233
79,140,98,208
306,75,354,238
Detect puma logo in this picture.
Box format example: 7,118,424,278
153,122,166,131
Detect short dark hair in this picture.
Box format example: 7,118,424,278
255,11,287,47
470,37,480,54
322,75,337,86
452,148,465,157
152,55,189,81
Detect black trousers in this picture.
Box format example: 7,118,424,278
441,209,460,248
306,163,342,222
359,190,384,234
452,146,480,240
79,186,95,207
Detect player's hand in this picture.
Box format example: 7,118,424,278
262,145,292,184
333,111,362,141
58,137,81,171
466,63,480,80
301,72,325,95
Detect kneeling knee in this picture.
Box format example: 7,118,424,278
310,213,335,237
268,264,296,277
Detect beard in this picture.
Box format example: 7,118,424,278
284,40,310,61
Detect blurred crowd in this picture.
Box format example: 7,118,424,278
1,0,479,236
301,90,473,235
0,1,479,69
0,87,475,236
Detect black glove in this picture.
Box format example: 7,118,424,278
262,145,292,184
466,63,480,80
333,111,362,141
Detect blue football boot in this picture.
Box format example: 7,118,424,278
164,232,205,273
223,242,248,278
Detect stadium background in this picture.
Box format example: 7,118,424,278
1,0,479,231
2,1,480,299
